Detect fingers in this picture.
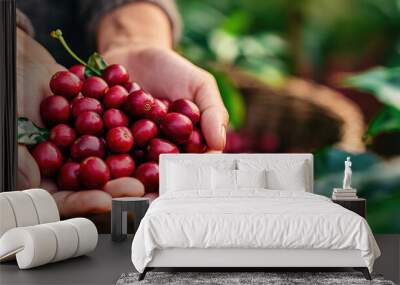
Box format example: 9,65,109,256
17,145,41,190
194,73,229,151
53,177,145,218
201,106,228,151
104,177,145,198
52,190,112,218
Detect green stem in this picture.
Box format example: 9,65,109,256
50,29,101,76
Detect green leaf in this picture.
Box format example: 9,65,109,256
344,67,388,91
17,118,49,146
366,106,400,138
344,67,400,110
84,52,107,77
222,10,251,35
210,70,246,130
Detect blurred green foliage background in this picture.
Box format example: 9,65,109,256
177,0,400,233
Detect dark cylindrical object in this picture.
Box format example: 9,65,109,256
111,197,149,242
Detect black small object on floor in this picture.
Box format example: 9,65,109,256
137,267,372,281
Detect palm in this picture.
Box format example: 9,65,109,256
17,29,63,127
103,46,228,151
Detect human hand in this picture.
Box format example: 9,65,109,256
35,172,145,218
102,46,229,151
50,177,144,218
53,46,229,217
16,28,64,190
16,28,145,217
97,1,228,150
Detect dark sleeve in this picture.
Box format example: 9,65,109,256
79,0,181,45
16,9,34,36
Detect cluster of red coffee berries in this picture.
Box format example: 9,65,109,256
31,63,207,194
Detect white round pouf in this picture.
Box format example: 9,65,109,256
65,218,98,257
0,226,57,269
42,221,79,262
0,190,98,269
0,192,39,227
0,196,17,237
0,219,98,269
23,189,60,224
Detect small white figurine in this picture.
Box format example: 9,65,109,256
343,157,352,190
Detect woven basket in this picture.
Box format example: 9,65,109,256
221,66,366,153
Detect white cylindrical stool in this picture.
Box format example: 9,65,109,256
23,189,59,224
0,196,17,237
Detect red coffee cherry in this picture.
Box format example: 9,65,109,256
134,162,159,193
68,64,85,81
82,76,108,99
50,71,82,99
106,154,135,178
79,157,110,189
160,112,193,144
170,99,200,124
31,141,63,177
103,108,129,130
49,124,76,149
106,126,134,153
70,135,106,161
71,97,103,117
103,85,129,109
70,93,84,109
75,111,104,135
40,95,71,126
145,98,168,123
147,138,179,162
125,89,154,117
57,162,81,190
183,128,207,153
131,119,158,147
102,64,129,86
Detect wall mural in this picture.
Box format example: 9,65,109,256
15,0,400,233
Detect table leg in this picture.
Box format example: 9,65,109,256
111,201,126,242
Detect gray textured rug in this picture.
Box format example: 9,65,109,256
116,272,395,285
